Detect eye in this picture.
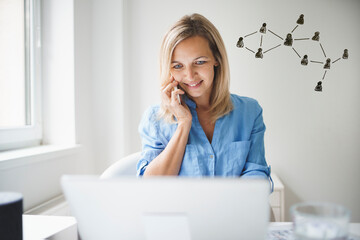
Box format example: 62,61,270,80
173,64,182,69
195,60,206,65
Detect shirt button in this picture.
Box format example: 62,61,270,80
210,155,214,159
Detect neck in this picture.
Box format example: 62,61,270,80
193,96,211,111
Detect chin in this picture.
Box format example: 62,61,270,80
186,92,204,101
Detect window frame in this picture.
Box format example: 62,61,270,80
0,0,42,151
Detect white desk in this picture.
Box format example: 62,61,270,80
23,215,77,240
23,215,360,240
268,222,360,240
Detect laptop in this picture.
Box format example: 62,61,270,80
61,176,270,240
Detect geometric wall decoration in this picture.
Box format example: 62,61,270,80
236,14,349,92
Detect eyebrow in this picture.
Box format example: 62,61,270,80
194,56,209,60
171,56,210,64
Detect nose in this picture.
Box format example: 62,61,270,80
183,66,196,82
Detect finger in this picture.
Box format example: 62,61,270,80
161,89,171,104
163,86,182,102
171,88,183,105
162,81,178,94
161,85,175,107
160,75,175,90
171,88,184,96
177,89,185,95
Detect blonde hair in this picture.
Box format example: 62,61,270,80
158,13,233,123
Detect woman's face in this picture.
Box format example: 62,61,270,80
170,36,218,103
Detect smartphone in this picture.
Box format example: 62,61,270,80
171,73,181,104
173,86,181,104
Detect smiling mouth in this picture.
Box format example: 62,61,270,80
185,80,203,87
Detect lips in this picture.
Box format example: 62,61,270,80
184,80,203,88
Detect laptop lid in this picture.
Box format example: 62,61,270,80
61,176,270,240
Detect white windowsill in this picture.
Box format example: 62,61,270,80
0,144,82,170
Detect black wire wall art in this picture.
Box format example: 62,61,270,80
236,14,349,92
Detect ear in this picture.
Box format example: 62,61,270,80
214,61,219,67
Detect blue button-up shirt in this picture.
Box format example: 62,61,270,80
137,94,272,187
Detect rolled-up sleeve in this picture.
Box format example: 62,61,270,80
137,106,166,176
240,103,273,192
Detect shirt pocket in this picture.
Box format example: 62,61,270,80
179,144,200,176
223,140,251,176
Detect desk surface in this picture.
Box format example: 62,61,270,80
23,215,360,240
23,215,77,240
268,222,360,240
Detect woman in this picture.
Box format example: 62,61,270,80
136,13,271,185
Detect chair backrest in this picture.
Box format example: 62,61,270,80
100,152,141,179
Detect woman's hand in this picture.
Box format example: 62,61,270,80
161,76,192,125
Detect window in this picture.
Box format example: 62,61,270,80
0,0,42,151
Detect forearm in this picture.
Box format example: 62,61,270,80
143,122,191,176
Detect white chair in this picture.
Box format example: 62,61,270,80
100,152,141,179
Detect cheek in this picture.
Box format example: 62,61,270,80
170,71,184,82
199,66,215,80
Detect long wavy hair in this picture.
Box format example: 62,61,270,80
158,13,233,123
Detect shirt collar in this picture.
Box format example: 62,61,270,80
184,95,197,109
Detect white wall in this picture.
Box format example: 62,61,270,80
42,0,76,145
120,0,360,221
89,0,127,172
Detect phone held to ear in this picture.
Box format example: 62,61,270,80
170,74,181,104
173,86,181,104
